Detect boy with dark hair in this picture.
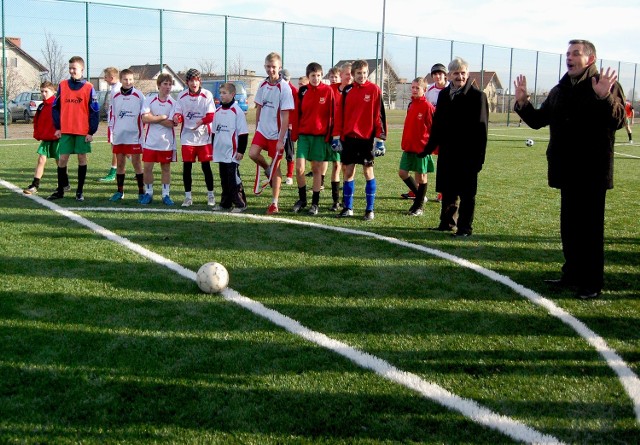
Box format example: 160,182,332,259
108,68,145,203
140,73,177,205
173,68,216,207
293,62,335,215
23,81,67,195
47,56,100,201
211,82,249,212
332,59,387,220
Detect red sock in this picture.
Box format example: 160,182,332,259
287,161,294,178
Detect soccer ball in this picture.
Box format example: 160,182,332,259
525,139,535,147
196,262,229,294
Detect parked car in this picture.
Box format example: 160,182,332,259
201,80,249,112
0,100,11,125
10,91,42,123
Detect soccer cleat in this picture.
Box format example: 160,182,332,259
435,193,443,202
305,171,313,178
308,204,319,215
292,199,307,213
97,168,117,182
230,206,247,213
407,208,424,216
138,194,145,203
63,185,71,192
267,203,279,214
47,190,64,200
208,195,216,206
161,195,174,206
23,185,38,195
211,205,228,212
181,198,193,207
363,210,375,221
285,176,293,185
337,207,353,218
330,201,341,212
75,192,84,202
140,193,153,205
109,191,124,202
401,191,416,200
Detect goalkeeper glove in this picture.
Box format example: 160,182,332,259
373,138,386,157
331,137,343,153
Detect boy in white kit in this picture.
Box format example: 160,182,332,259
108,68,145,203
211,82,249,212
139,73,177,205
172,68,216,207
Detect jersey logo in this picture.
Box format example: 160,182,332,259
319,97,326,104
417,113,423,120
364,94,371,102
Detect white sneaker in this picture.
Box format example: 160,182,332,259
181,198,193,207
207,195,216,206
230,206,247,213
285,177,293,185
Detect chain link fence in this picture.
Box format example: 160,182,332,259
2,0,638,138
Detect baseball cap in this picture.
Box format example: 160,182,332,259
430,63,447,75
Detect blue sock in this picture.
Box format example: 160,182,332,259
343,180,354,209
365,178,376,211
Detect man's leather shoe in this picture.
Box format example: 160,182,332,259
577,289,601,300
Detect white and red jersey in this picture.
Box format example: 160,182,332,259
212,101,249,164
106,81,122,143
142,93,176,151
110,86,144,145
334,80,386,140
426,81,449,107
401,96,435,153
297,82,334,138
254,78,294,140
174,88,215,146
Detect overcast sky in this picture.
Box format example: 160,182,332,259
92,0,640,64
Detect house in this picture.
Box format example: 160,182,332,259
1,37,48,99
92,64,186,94
468,71,503,113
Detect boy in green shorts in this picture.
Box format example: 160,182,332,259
293,62,335,215
47,56,100,201
23,81,69,195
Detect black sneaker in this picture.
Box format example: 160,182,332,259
308,204,319,215
337,208,353,218
305,171,313,177
75,192,85,202
47,190,64,200
363,210,375,221
292,199,307,213
407,208,423,216
330,201,342,212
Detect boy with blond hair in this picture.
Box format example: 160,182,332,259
23,81,68,195
97,66,121,182
47,56,100,201
248,52,295,214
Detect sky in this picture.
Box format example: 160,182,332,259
88,0,640,64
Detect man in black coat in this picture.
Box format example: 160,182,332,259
514,39,625,299
419,57,489,237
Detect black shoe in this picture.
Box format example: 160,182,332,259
576,289,601,300
543,278,575,287
452,230,471,237
292,199,307,213
363,210,374,221
330,201,341,212
47,190,64,200
305,171,313,177
429,225,454,232
337,208,353,218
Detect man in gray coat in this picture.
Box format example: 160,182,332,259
514,39,625,299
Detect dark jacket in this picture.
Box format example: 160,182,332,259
515,64,625,190
424,81,489,194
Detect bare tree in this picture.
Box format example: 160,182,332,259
41,31,66,84
198,60,217,78
0,66,25,101
228,53,246,77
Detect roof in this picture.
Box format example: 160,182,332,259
3,38,48,73
467,71,503,91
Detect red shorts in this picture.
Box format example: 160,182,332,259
251,131,279,159
113,144,142,155
142,148,176,163
181,144,213,162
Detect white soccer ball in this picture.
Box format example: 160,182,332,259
525,138,535,147
196,262,229,294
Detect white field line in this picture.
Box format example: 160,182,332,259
0,180,640,434
614,151,640,159
1,181,563,443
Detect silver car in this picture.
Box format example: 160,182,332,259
10,90,42,123
0,100,11,125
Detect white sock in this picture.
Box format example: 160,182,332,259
208,190,215,199
145,184,154,196
162,183,170,197
185,191,192,199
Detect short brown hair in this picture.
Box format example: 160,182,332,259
103,67,118,77
351,60,368,75
569,39,597,58
156,73,173,88
119,68,134,80
305,62,322,77
220,82,236,95
40,81,55,91
412,77,426,89
265,52,282,64
69,56,85,67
